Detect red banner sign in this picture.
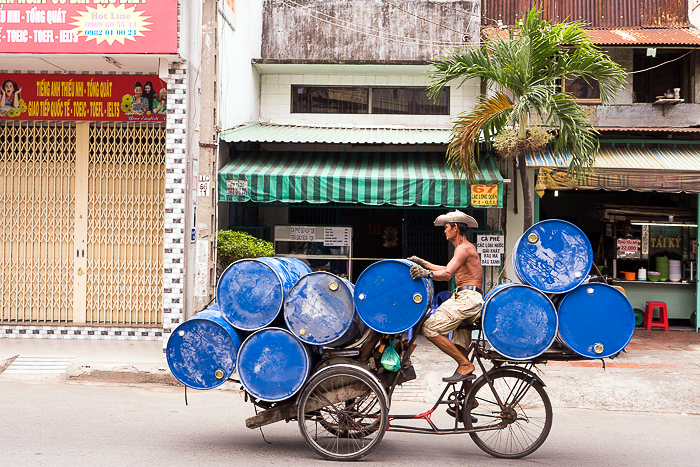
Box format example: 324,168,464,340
1,74,166,122
0,1,177,54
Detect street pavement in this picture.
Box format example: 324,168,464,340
1,381,698,466
1,327,699,414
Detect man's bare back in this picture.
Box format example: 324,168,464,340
407,212,484,383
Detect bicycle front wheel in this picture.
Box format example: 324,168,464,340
465,369,552,459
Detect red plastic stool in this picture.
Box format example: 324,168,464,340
644,301,669,331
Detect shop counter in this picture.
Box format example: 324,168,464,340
612,280,696,321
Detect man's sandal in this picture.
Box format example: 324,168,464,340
442,370,476,383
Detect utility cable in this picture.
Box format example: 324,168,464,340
278,0,466,46
626,50,693,74
382,0,466,35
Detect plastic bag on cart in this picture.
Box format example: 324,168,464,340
380,338,401,372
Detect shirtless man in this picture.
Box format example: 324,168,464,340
408,210,484,383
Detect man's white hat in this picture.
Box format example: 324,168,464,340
434,210,478,228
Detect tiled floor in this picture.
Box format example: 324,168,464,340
544,328,700,370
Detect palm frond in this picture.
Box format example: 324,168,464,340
427,46,494,103
546,93,599,173
447,92,513,181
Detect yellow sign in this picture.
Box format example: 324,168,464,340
471,184,499,206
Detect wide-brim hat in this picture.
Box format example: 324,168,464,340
434,210,478,228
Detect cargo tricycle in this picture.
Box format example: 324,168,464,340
241,316,564,462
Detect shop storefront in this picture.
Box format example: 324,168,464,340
530,142,700,331
0,1,186,341
218,124,505,290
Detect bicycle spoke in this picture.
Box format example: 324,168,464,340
467,370,552,459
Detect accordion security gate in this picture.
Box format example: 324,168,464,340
0,121,165,326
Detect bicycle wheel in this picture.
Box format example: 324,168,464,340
297,364,388,461
464,369,552,459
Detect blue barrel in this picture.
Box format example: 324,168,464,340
556,283,635,358
166,305,244,390
353,259,434,334
482,283,558,360
236,328,313,402
284,271,364,347
512,219,593,294
217,257,311,331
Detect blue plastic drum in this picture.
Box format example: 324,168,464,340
166,305,244,390
482,283,558,360
556,283,635,358
237,328,313,402
512,219,593,294
354,259,434,334
284,271,363,347
217,257,311,331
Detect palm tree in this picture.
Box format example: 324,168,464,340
427,7,627,229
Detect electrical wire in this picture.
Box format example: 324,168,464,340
626,50,693,75
281,0,464,46
278,0,467,47
382,0,466,35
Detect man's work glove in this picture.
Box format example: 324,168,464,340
407,256,425,267
410,264,431,279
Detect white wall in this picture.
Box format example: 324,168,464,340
219,0,263,130
259,71,479,128
691,4,700,29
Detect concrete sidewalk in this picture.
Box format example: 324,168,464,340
1,328,699,414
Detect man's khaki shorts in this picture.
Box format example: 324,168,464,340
422,289,483,349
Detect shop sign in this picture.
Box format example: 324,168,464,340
323,227,350,247
226,180,249,196
617,238,640,259
289,226,316,242
0,1,177,54
0,74,166,122
649,226,682,256
537,167,700,193
470,184,499,206
476,235,504,266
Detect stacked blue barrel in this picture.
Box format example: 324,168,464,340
483,219,635,360
167,257,312,400
166,257,435,398
168,257,379,403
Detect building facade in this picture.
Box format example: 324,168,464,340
0,1,210,344
217,0,506,292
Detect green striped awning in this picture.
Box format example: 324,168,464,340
218,152,503,208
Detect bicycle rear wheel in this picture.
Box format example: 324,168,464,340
465,369,552,459
297,364,388,461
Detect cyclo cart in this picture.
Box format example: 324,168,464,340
240,313,571,462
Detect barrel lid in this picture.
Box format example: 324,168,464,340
482,283,558,360
284,271,355,345
557,283,635,358
237,328,311,402
513,219,593,294
166,310,241,390
354,259,432,334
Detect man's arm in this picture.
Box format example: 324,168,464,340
411,245,470,282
